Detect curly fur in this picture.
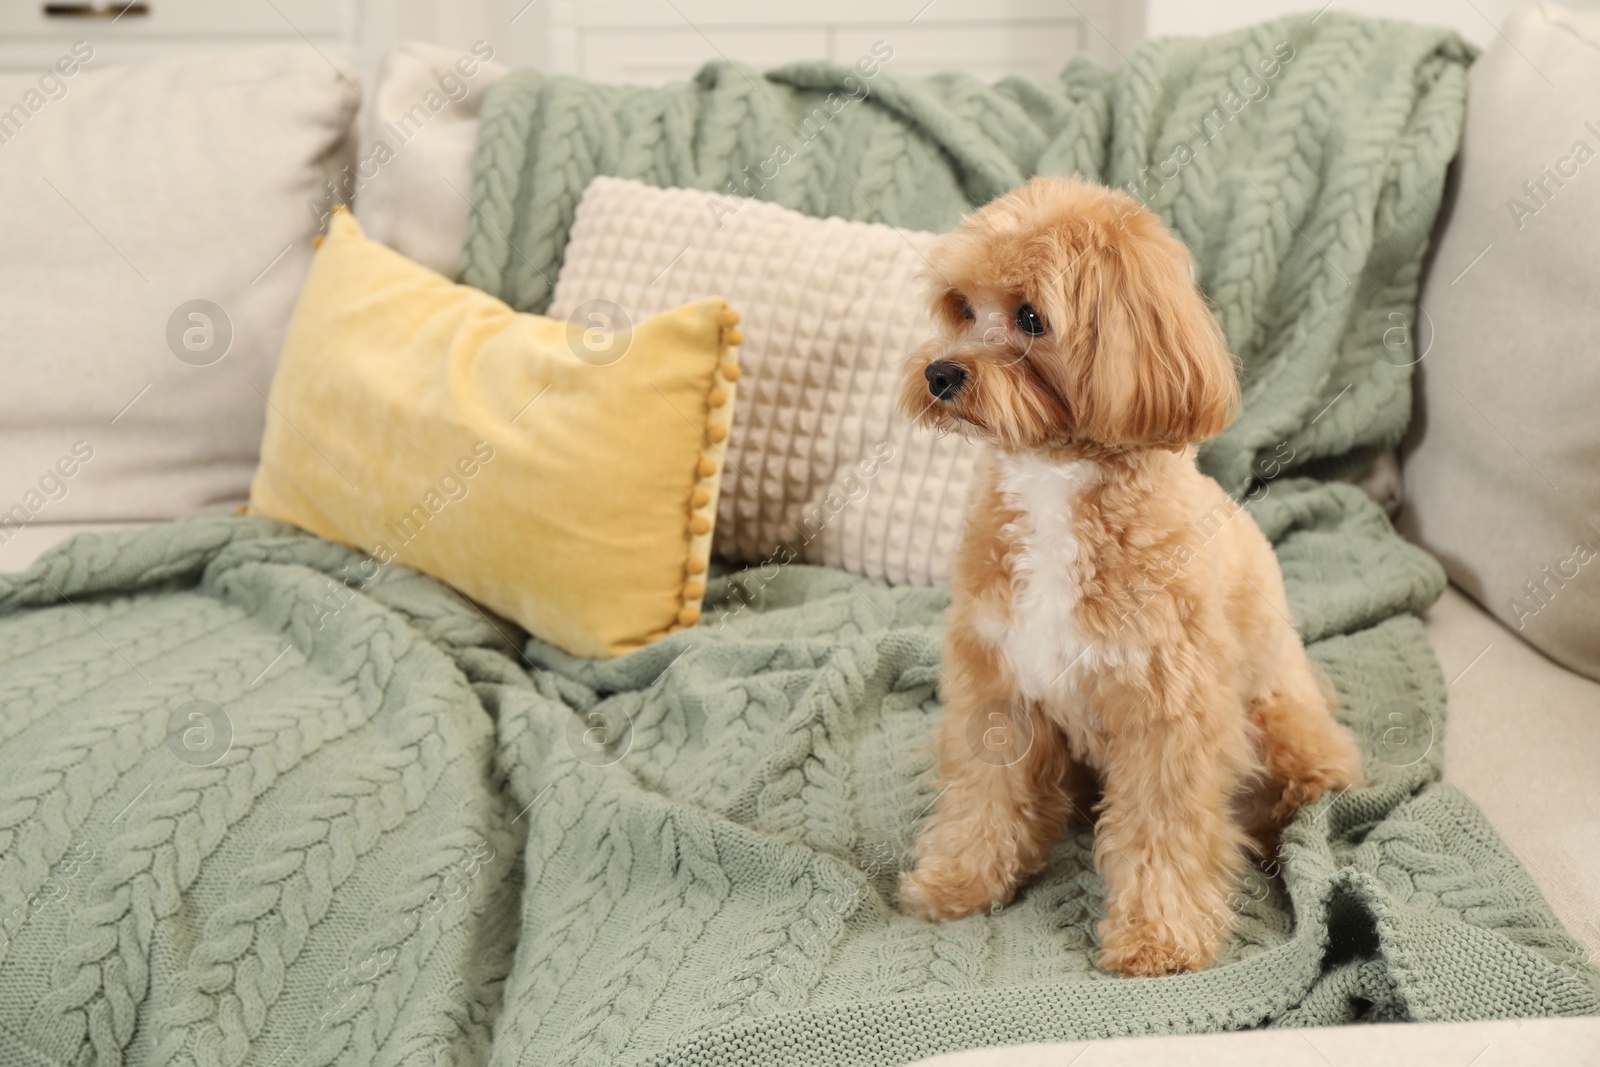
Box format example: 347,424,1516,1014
896,176,1364,977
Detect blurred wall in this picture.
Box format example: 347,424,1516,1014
3,0,1591,87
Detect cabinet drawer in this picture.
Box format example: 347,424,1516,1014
574,27,831,84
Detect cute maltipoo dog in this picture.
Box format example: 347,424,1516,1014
896,175,1363,977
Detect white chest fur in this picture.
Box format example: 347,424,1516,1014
985,453,1102,705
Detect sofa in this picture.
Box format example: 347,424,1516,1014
0,6,1595,1066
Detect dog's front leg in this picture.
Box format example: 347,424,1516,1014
1094,691,1254,976
899,633,1076,921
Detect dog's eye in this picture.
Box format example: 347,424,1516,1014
957,294,975,321
1014,303,1047,336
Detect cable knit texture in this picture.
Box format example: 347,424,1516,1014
0,14,1595,1067
0,498,1594,1067
464,12,1472,497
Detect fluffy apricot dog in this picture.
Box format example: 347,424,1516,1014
896,176,1363,977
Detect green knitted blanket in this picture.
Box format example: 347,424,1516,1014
0,508,1593,1067
0,13,1595,1067
464,12,1470,497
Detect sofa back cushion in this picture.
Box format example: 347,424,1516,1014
0,45,357,532
1403,4,1600,680
354,40,506,281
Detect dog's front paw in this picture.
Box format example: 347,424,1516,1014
897,862,1009,922
1097,916,1221,977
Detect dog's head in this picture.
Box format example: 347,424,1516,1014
899,176,1238,452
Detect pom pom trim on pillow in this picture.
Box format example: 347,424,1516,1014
251,205,742,657
675,306,744,630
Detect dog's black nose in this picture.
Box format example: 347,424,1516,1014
925,360,966,400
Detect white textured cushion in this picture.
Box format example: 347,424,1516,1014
1402,4,1600,680
355,41,506,279
549,177,973,586
0,46,358,525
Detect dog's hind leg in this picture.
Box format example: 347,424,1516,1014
1249,641,1364,824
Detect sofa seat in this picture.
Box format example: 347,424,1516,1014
914,1015,1600,1066
1430,584,1600,960
0,522,150,573
5,523,1596,1066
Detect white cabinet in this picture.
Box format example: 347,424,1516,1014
0,1,355,73
0,1,343,37
0,0,1145,86
540,0,1139,85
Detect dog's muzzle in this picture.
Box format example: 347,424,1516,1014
925,359,966,400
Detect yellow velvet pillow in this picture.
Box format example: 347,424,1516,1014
249,208,740,657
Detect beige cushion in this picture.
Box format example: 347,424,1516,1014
910,1017,1600,1066
1402,4,1600,680
354,41,506,279
1428,583,1600,960
548,176,971,586
0,46,357,526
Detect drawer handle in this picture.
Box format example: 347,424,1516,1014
43,2,150,16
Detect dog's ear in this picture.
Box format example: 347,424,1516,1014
1074,231,1238,448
